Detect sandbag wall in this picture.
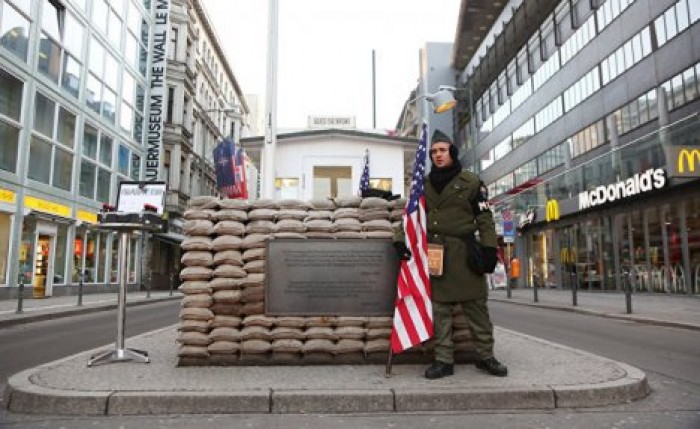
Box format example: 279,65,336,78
177,195,476,366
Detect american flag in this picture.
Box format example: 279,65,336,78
390,123,433,353
359,149,370,194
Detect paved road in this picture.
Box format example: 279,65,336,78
488,301,700,385
0,300,180,402
2,300,699,428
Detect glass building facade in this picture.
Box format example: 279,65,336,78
0,0,157,297
453,0,700,294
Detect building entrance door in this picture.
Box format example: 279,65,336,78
34,235,54,298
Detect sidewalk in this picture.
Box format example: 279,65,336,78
489,288,700,331
0,291,180,328
4,325,649,415
10,288,700,416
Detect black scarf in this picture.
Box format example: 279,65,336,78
428,160,462,194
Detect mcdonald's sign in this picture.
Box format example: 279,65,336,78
673,147,700,177
545,199,560,222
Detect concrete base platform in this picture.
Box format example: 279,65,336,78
4,326,649,415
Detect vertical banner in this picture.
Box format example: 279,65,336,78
145,0,170,181
214,139,248,199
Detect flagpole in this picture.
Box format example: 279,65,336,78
262,0,279,199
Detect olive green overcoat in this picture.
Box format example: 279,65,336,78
395,171,498,302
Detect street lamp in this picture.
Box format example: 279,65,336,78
412,86,462,114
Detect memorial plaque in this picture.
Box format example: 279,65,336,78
265,239,399,316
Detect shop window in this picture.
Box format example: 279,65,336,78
54,224,68,284
688,198,700,294
82,232,96,282
110,235,119,282
128,236,139,283
20,222,35,285
663,204,688,293
0,2,30,62
97,232,108,283
0,213,10,285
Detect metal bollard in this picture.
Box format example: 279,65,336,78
16,275,25,314
77,271,84,306
507,277,513,299
533,274,539,303
169,273,175,296
571,272,578,306
624,272,633,314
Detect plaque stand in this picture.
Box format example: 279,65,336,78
87,217,164,367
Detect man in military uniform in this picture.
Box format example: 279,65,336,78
394,130,507,379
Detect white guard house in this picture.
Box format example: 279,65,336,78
241,128,418,200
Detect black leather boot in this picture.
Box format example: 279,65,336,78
424,361,454,379
475,357,508,377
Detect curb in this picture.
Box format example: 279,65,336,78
0,295,181,328
489,297,700,332
4,364,649,416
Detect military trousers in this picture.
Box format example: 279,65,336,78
432,299,494,364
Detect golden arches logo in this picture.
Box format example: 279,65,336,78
678,149,700,173
545,199,559,222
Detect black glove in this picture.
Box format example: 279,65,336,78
393,241,412,260
482,247,498,274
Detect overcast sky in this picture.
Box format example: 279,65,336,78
200,0,460,133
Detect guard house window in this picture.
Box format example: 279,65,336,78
0,1,31,62
0,69,23,173
28,92,76,191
